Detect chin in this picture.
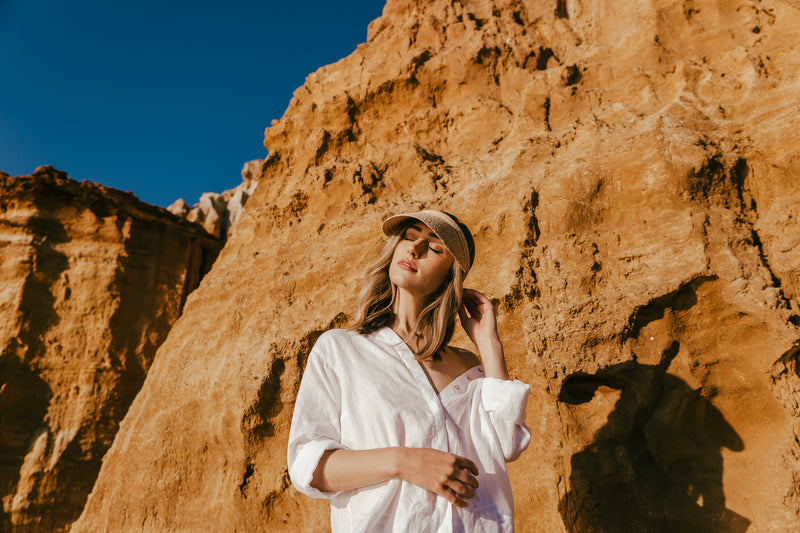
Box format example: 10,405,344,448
389,274,413,291
389,264,411,284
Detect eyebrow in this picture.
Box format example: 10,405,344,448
408,223,442,242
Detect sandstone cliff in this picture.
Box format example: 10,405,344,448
0,167,220,532
75,0,800,531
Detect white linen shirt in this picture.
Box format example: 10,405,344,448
287,327,531,533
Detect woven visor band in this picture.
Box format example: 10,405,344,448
381,210,471,274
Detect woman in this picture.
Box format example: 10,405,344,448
287,209,531,532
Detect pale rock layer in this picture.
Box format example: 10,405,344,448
75,0,800,532
167,159,263,239
0,167,220,532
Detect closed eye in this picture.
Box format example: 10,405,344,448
402,226,445,254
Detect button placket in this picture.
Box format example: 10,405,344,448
382,329,449,449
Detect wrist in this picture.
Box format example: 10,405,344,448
475,336,503,357
475,338,509,379
389,447,407,480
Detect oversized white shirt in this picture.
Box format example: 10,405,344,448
287,327,531,533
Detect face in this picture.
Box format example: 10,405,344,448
389,222,455,299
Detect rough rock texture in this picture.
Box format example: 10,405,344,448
75,0,800,531
167,159,263,239
0,167,220,532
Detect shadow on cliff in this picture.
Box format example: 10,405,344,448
0,216,67,530
557,342,750,533
0,356,52,533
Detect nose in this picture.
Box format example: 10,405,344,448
408,238,428,257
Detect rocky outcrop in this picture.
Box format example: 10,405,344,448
0,167,220,532
74,0,800,531
167,159,263,239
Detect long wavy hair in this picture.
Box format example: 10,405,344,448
352,217,473,360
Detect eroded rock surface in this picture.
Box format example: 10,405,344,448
167,159,263,239
75,0,800,531
0,166,220,532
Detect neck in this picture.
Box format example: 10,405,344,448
392,288,426,339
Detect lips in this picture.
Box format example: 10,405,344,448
398,259,417,272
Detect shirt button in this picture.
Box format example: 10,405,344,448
454,384,461,391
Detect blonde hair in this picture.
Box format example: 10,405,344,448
352,228,465,361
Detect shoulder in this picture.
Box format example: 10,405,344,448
312,328,361,353
309,328,380,361
303,329,356,377
306,328,395,380
443,345,482,369
315,328,359,343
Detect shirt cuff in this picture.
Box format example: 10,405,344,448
290,439,347,499
481,378,530,425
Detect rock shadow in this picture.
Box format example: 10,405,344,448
0,348,53,531
0,216,70,530
557,342,750,533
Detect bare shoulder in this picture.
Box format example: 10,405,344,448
444,345,482,369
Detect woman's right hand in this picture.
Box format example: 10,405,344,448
396,448,479,507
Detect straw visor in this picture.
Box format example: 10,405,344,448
381,210,472,274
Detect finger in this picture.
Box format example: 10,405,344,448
462,289,480,305
455,457,480,477
439,486,467,507
464,288,486,303
469,293,494,314
446,478,476,499
458,303,470,323
473,299,495,320
472,290,490,303
467,293,483,307
445,487,469,508
453,466,479,489
465,470,480,488
463,297,480,318
459,305,476,329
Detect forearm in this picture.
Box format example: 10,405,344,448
311,447,401,493
475,337,510,380
310,447,479,507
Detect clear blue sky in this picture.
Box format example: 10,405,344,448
0,0,385,207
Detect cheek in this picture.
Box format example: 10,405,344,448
388,246,403,269
391,242,409,261
388,262,400,285
388,246,407,284
429,258,454,286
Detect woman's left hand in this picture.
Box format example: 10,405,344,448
458,289,500,346
459,289,509,380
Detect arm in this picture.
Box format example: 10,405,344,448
287,342,348,499
459,289,531,461
312,447,479,508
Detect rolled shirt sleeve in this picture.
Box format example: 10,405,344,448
287,339,347,499
480,377,532,462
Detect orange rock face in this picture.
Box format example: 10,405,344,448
0,167,220,532
75,0,800,531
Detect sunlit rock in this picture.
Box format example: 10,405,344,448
74,1,800,531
